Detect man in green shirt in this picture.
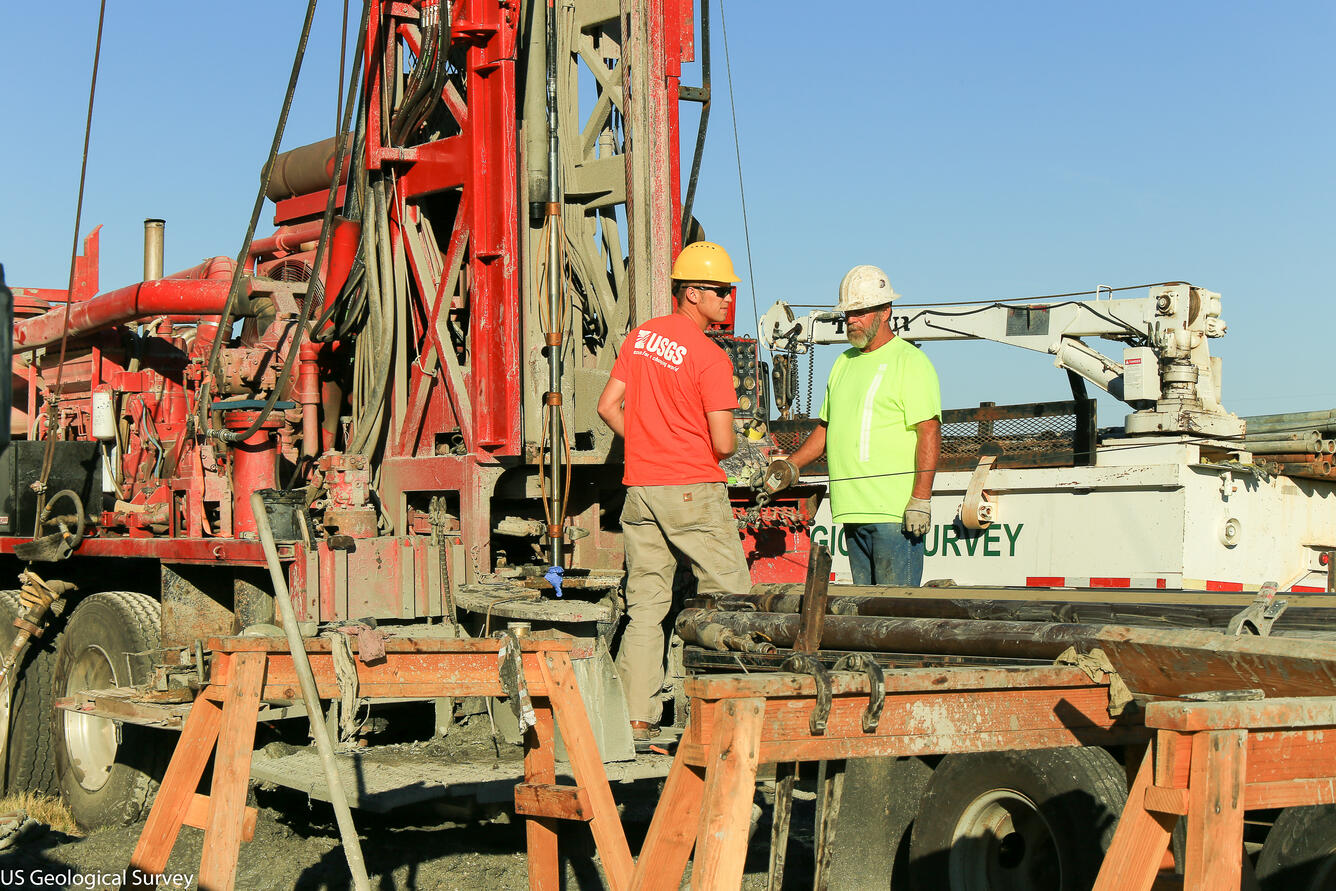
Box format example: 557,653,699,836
763,265,941,585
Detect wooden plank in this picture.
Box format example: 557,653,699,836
541,652,634,891
1154,730,1192,789
523,705,559,891
199,652,267,891
691,698,764,891
1144,786,1189,815
630,750,707,891
1156,730,1336,788
690,685,1131,764
183,793,257,841
209,636,574,654
1092,747,1176,891
767,762,796,891
1096,626,1336,699
1147,696,1336,732
515,783,592,821
129,695,224,879
1244,777,1336,810
685,665,1102,701
1183,730,1247,891
249,651,553,698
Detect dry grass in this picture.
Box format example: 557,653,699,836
0,791,80,836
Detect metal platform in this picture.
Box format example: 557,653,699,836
249,745,674,812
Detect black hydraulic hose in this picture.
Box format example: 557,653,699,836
390,0,448,145
217,0,370,445
347,180,395,457
680,0,710,239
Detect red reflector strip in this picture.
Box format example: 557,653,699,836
1027,577,1065,587
1291,585,1326,593
1089,578,1131,588
1205,580,1245,592
1157,579,1167,589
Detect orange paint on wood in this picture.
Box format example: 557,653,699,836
691,698,764,891
685,665,1100,701
1182,730,1247,891
1143,786,1189,816
1147,696,1336,732
1156,729,1336,788
1244,777,1336,810
1154,730,1192,789
542,652,634,891
524,705,560,891
129,695,224,878
198,652,267,891
1092,747,1176,891
630,752,706,891
183,793,257,841
515,783,592,821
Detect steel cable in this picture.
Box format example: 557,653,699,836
215,0,371,446
33,0,108,535
198,0,323,436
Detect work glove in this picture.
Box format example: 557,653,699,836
903,496,931,536
761,458,799,496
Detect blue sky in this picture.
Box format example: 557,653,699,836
2,2,1332,420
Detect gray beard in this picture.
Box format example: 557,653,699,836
846,314,881,349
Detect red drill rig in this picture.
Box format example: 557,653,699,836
1,0,816,828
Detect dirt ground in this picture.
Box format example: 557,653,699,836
0,786,813,890
0,715,819,891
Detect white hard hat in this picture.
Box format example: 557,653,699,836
836,265,900,313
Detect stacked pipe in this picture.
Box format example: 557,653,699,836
677,587,1336,663
1243,410,1336,481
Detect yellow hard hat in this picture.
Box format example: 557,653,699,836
670,241,739,283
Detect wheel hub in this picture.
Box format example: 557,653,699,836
949,788,1062,891
62,644,118,792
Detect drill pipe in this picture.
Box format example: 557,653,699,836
676,608,1101,661
708,592,1336,633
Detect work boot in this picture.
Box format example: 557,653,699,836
630,720,661,754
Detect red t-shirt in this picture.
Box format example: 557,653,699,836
611,313,738,486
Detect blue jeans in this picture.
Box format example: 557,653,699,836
845,522,924,586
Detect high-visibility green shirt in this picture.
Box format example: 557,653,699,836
818,337,941,523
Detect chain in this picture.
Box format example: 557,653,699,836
805,347,815,417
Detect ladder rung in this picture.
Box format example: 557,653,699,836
514,783,592,821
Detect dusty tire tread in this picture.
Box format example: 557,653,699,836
0,589,60,794
908,746,1128,891
55,591,168,829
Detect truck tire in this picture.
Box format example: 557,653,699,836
1255,805,1336,890
907,747,1127,891
53,592,169,830
0,590,59,794
827,756,935,890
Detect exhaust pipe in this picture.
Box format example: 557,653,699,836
143,219,165,282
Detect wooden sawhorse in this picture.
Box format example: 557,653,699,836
629,664,1139,890
1094,695,1336,891
127,636,633,891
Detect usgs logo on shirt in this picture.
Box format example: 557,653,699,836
634,329,687,366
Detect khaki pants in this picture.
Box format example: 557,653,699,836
616,482,750,724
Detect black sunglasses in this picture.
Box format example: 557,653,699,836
692,284,733,297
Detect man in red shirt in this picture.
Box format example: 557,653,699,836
597,241,751,743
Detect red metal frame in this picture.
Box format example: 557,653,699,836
3,2,786,610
